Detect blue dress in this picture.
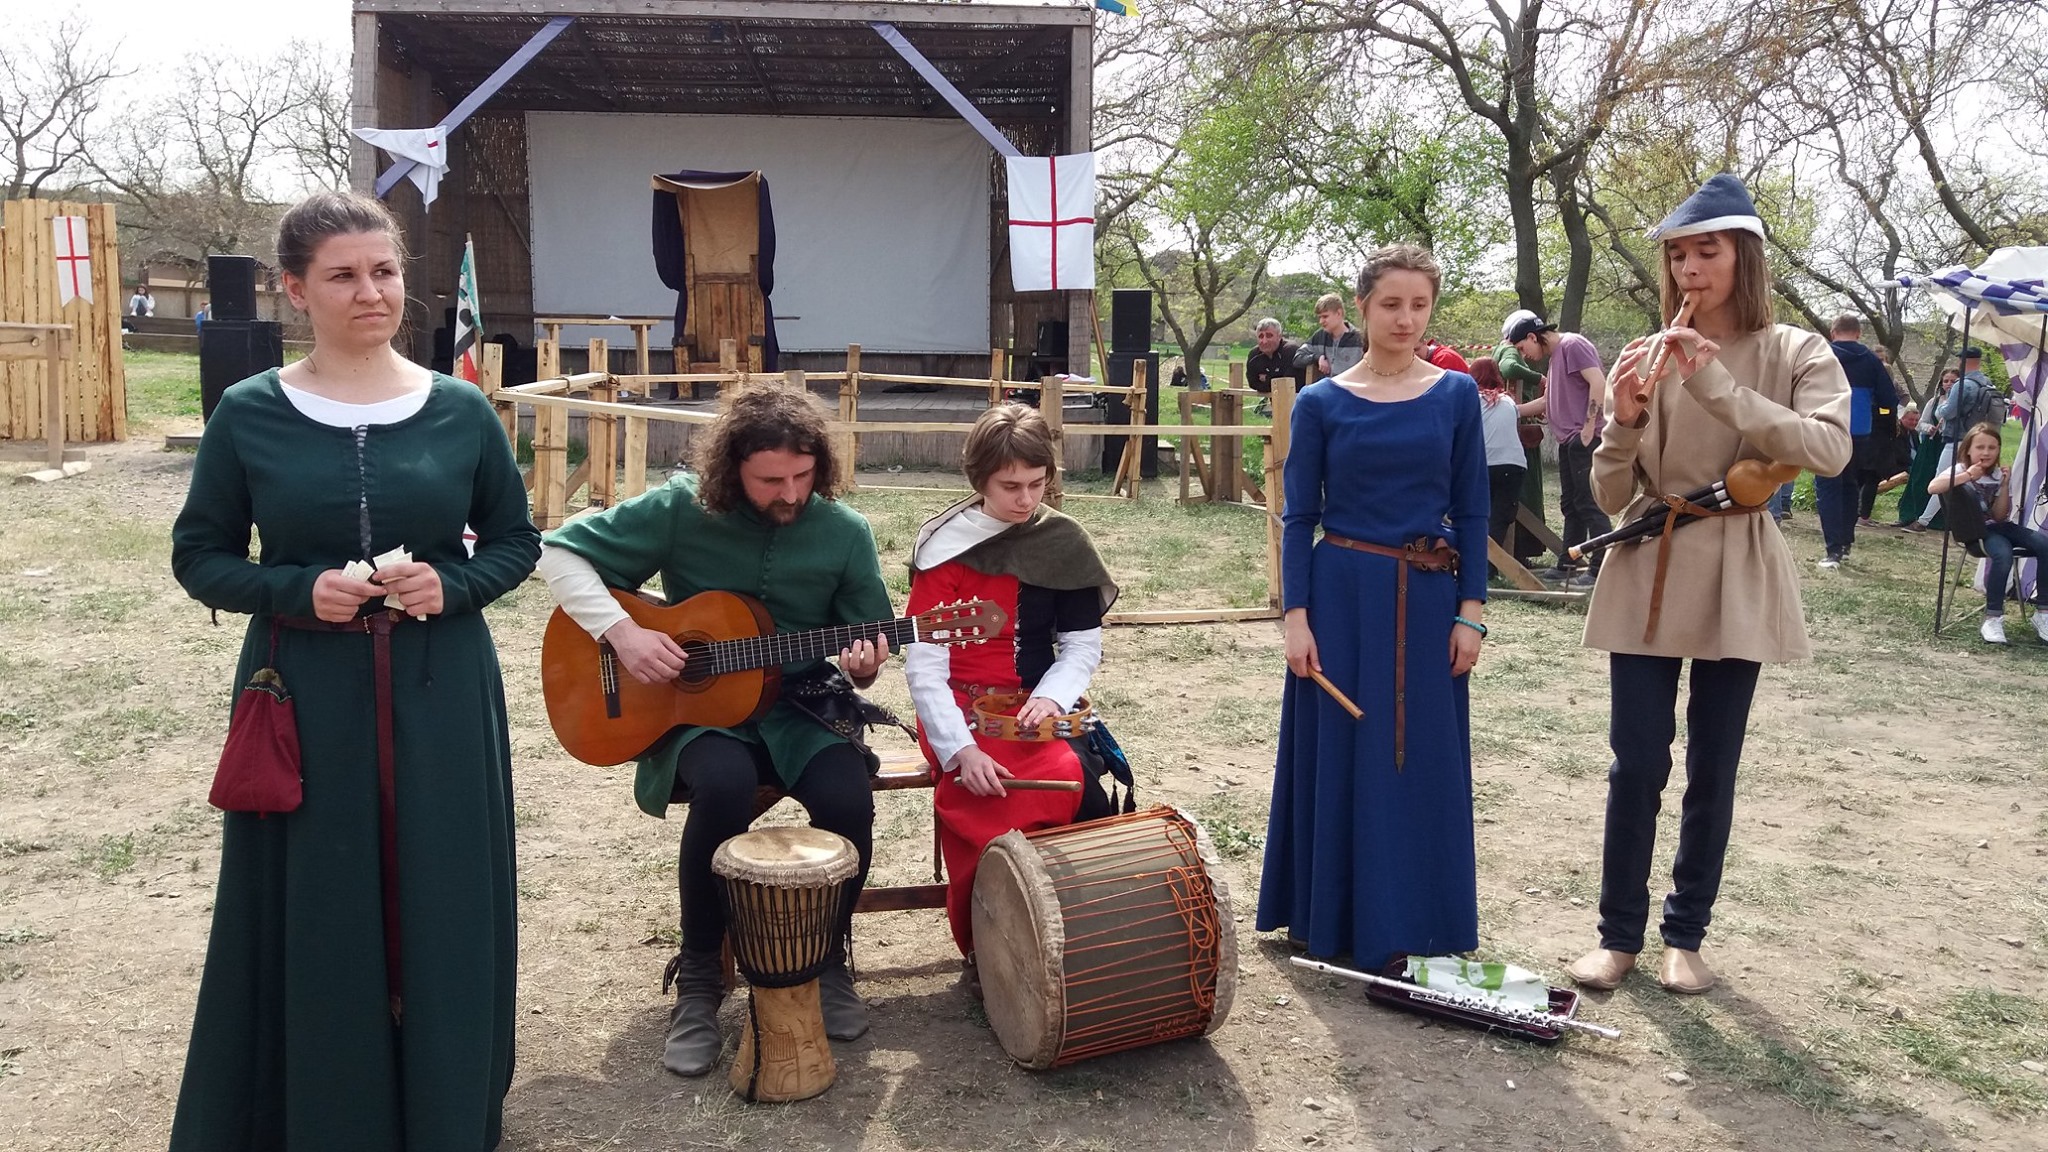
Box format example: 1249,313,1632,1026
1256,372,1490,967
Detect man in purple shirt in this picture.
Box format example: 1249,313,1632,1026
1510,314,1610,587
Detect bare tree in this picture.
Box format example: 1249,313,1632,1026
280,49,354,191
0,17,124,200
95,50,321,262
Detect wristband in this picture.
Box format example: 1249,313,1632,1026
1454,615,1488,637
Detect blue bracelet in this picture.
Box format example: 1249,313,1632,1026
1454,615,1488,637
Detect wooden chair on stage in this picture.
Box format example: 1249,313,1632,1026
653,172,772,397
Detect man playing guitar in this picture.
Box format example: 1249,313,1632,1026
538,384,892,1077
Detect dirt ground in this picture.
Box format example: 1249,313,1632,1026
3,425,2047,1152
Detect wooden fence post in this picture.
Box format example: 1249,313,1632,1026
720,338,739,395
838,344,861,492
622,417,648,500
533,403,569,531
586,338,616,509
1264,376,1296,609
988,348,1005,406
1041,375,1065,510
1177,389,1193,503
1122,358,1149,501
536,338,560,382
480,342,515,446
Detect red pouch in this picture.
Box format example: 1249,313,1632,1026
208,634,303,815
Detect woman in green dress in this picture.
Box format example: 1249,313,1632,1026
169,191,540,1150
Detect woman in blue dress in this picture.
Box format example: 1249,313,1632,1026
1257,243,1490,968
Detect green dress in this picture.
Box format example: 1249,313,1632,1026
169,372,540,1152
1497,342,1549,557
545,475,894,815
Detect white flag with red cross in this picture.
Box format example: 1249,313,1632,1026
1006,153,1097,292
52,216,92,305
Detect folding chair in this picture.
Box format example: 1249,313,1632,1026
1932,489,2039,634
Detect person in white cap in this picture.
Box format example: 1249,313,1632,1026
1562,173,1850,997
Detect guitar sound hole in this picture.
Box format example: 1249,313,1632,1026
676,637,716,689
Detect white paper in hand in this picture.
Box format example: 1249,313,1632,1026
371,546,426,619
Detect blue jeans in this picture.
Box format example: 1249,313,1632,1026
1982,520,2048,616
1814,470,1857,555
1769,481,1794,521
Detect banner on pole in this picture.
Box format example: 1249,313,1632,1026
454,234,483,384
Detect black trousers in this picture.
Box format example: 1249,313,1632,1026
1487,464,1526,549
1597,653,1760,953
672,733,874,954
1556,437,1611,566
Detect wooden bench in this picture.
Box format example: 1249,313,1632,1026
745,746,947,913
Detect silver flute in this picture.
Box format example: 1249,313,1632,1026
1290,956,1621,1040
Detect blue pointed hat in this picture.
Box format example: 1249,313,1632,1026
1648,173,1766,241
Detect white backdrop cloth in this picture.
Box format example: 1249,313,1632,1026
527,113,991,353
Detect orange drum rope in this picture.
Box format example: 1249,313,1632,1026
1023,810,1227,1062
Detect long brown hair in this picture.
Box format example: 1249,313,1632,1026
693,383,841,514
1660,230,1774,334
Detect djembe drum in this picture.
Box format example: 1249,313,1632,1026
971,806,1237,1069
712,827,860,1102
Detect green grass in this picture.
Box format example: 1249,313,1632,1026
123,350,203,427
1878,987,2048,1115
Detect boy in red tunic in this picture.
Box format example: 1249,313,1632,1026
904,404,1122,970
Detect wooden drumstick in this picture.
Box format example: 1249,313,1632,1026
1307,668,1365,720
1001,779,1084,792
1634,293,1698,404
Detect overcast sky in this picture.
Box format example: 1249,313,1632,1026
5,0,337,67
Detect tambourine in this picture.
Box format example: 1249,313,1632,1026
969,690,1097,742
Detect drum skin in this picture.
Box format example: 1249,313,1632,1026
971,807,1237,1069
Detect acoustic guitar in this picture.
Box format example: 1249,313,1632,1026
542,588,1005,767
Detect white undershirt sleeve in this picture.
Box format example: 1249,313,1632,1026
1031,627,1103,712
537,544,631,639
904,640,975,770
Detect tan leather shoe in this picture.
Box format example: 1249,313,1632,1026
1657,947,1715,994
1563,948,1635,991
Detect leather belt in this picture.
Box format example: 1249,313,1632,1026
274,609,407,1022
1640,497,1764,644
1318,534,1458,768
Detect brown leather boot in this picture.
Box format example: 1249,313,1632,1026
1657,947,1715,994
1563,947,1636,991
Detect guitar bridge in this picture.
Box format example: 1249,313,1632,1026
599,641,622,719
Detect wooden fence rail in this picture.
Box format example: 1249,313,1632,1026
483,342,1300,622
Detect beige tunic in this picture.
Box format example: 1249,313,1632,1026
1583,324,1852,663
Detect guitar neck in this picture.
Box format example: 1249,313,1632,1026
705,616,922,676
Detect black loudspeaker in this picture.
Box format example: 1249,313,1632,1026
1099,350,1161,478
200,320,285,420
1028,318,1070,380
1110,289,1152,353
207,255,259,321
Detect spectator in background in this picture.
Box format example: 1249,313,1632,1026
128,284,154,317
1814,314,1896,569
1294,294,1364,378
1473,357,1541,575
1424,335,1470,373
1927,423,2048,645
1245,318,1305,395
1508,312,1611,588
1907,356,2003,531
1497,309,1550,565
1894,397,1945,528
194,300,210,333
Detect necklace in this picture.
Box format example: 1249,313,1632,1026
302,351,318,375
1365,355,1410,379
